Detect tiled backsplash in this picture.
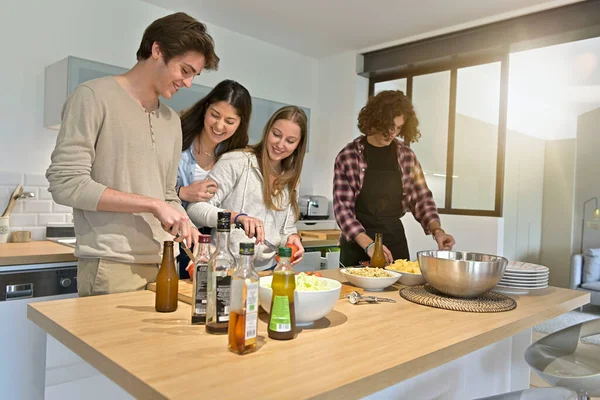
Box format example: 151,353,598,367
0,171,72,241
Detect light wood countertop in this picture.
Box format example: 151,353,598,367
0,240,76,266
28,270,589,399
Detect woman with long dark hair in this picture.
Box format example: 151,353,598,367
176,80,252,208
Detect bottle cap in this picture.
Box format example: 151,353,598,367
239,242,255,255
163,240,174,246
278,247,292,257
199,234,211,244
217,211,231,231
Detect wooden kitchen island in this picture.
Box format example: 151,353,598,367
28,270,589,399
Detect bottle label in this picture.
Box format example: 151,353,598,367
194,263,208,315
216,276,231,322
269,295,292,332
245,282,259,341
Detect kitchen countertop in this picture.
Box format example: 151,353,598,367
27,270,589,399
0,240,77,266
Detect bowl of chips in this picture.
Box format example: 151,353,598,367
385,259,426,286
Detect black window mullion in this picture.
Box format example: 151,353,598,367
495,54,510,217
445,69,457,210
406,76,414,146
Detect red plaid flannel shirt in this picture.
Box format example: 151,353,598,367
333,137,440,241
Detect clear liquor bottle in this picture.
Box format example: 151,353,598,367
206,212,236,334
191,234,212,325
228,242,259,355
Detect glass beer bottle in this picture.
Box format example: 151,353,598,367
228,242,259,355
206,212,236,334
370,233,386,268
267,247,296,340
155,241,179,312
191,234,212,325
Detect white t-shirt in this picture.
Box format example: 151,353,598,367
194,164,209,182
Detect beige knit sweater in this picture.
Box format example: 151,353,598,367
46,77,184,264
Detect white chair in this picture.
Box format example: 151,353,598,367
475,387,578,399
524,318,600,400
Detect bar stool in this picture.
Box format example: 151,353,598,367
475,387,578,399
524,318,600,400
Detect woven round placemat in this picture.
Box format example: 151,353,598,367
399,285,516,313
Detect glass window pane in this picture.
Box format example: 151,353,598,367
411,71,451,208
374,78,407,95
452,62,501,211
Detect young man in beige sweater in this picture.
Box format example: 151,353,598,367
46,12,220,296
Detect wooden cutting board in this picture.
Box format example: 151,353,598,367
298,229,341,240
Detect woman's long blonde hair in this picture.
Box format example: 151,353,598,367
250,106,308,220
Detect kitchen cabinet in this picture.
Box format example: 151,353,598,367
44,56,311,148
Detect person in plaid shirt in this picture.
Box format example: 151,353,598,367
333,90,455,267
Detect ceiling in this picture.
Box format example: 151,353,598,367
140,0,581,59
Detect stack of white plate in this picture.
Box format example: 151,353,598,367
495,261,549,294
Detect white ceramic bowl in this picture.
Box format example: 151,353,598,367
259,276,341,326
340,268,401,291
385,268,426,286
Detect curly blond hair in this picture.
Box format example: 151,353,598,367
357,90,421,143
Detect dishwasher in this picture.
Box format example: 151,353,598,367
0,261,78,399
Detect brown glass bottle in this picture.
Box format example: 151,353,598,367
371,233,386,268
267,247,296,340
155,241,179,312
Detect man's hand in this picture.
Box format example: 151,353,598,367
151,200,191,242
434,229,455,250
367,244,394,264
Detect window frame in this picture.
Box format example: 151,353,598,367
369,53,509,217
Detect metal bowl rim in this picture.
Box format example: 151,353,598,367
416,250,509,263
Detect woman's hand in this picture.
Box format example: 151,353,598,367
287,234,305,266
236,215,265,244
434,230,455,250
366,243,394,265
179,179,218,202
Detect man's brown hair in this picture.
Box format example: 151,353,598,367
357,90,421,143
136,12,219,70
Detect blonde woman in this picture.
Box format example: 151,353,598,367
187,106,307,270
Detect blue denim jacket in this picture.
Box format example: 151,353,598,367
177,145,196,209
177,143,225,209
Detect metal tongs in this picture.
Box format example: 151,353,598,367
346,290,396,305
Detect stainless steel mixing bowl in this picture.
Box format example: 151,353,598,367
416,251,508,298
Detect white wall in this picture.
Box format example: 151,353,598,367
503,128,546,264
1,0,318,238
573,107,600,254
540,139,576,288
300,51,368,217
402,214,504,261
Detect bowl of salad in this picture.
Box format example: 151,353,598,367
259,272,342,326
